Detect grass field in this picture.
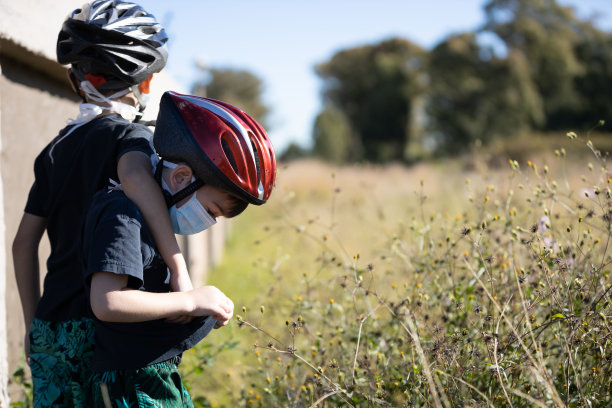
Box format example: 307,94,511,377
180,132,612,407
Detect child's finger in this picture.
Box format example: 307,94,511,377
220,297,233,315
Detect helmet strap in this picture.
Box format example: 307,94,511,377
67,69,86,103
155,158,205,208
154,159,172,207
167,180,204,208
131,84,149,112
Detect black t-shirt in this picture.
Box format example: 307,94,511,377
25,114,154,322
82,190,215,372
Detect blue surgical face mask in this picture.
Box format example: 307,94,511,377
168,192,217,235
161,164,217,235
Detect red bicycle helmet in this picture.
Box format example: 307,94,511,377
57,0,168,90
153,91,276,205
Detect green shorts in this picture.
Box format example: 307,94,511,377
29,317,95,408
90,356,194,408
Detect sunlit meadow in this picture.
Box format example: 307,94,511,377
179,131,612,408
12,133,610,407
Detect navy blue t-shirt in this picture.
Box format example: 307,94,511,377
25,114,154,322
82,189,215,372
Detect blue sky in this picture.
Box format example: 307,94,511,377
139,0,612,152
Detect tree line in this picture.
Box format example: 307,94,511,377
192,0,612,164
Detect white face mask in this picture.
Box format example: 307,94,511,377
47,81,141,163
161,162,217,235
76,80,141,122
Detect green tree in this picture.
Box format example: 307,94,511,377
312,107,352,164
279,142,310,162
483,0,586,129
315,38,426,163
573,23,612,130
192,67,270,129
427,33,542,152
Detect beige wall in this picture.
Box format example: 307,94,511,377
0,54,76,401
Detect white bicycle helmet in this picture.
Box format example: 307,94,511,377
57,0,168,91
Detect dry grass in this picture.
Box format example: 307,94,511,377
182,133,612,407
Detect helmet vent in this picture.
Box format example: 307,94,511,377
249,135,261,186
221,137,239,175
141,26,157,35
116,58,138,73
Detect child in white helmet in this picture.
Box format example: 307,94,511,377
12,2,192,406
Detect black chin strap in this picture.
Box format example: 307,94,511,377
167,179,204,207
155,158,205,208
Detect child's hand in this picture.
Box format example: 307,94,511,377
189,285,234,327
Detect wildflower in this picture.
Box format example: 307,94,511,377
580,188,595,198
465,178,471,184
329,298,334,304
297,296,302,301
416,282,421,288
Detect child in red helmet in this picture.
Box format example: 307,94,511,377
83,91,276,405
12,2,192,406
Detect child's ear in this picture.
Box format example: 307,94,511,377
139,75,153,94
169,165,194,190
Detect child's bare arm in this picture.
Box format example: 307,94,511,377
118,150,193,292
12,212,47,360
90,272,233,325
